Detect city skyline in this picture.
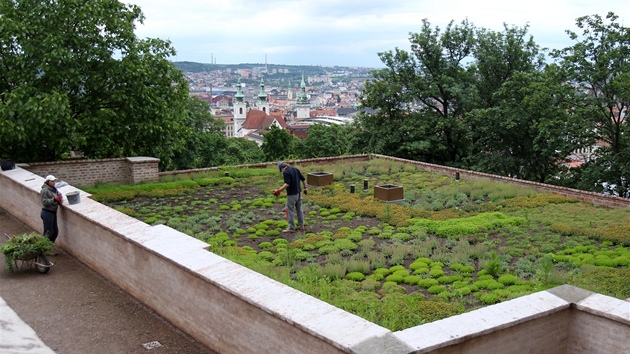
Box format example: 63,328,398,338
128,0,630,68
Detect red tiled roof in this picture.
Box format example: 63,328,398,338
242,110,288,129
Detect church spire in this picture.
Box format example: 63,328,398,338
235,78,245,103
257,77,267,103
295,71,310,119
296,72,308,105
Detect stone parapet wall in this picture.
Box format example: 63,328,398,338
18,157,159,186
158,154,372,178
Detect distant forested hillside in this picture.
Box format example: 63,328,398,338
172,61,371,76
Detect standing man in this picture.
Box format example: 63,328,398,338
274,162,307,233
41,175,62,243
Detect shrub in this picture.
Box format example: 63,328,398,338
291,251,309,261
320,263,346,280
437,274,463,284
265,230,280,237
380,282,406,295
483,252,503,276
415,301,465,323
429,268,445,278
498,274,519,285
318,245,340,255
479,293,500,304
361,279,381,291
409,262,429,271
347,260,371,274
385,273,405,283
367,273,384,281
334,239,358,251
417,278,439,288
427,285,447,294
373,268,391,276
472,279,505,291
347,232,364,243
453,287,472,296
346,272,366,281
413,267,429,275
257,251,275,262
403,275,421,285
144,217,157,224
389,265,406,273
258,242,273,249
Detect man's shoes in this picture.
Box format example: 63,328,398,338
296,226,306,231
281,229,295,233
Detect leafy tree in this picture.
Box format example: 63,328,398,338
0,0,193,166
170,97,227,170
555,12,630,196
468,68,592,182
471,24,545,109
261,125,301,161
223,138,265,165
302,123,351,158
360,19,477,164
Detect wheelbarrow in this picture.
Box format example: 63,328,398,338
2,233,54,274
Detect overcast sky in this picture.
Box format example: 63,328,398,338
127,0,630,68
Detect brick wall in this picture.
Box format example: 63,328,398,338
20,157,159,186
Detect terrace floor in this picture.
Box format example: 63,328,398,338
0,207,217,354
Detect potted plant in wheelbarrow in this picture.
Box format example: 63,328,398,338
1,232,54,273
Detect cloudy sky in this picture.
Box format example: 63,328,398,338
127,0,630,68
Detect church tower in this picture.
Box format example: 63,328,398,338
296,73,310,119
256,77,270,114
233,78,247,137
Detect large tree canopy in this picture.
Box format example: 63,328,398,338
360,19,476,164
555,12,630,196
467,67,593,182
0,0,192,165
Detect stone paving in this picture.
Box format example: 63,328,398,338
0,208,217,354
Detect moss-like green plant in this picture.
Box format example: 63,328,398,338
429,268,445,278
417,278,439,288
409,212,526,238
438,274,463,284
385,273,405,283
498,274,519,285
409,262,429,271
257,251,275,262
427,285,447,294
403,275,421,285
479,293,500,304
388,265,405,272
258,242,273,249
318,245,340,255
334,238,358,251
346,272,366,281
